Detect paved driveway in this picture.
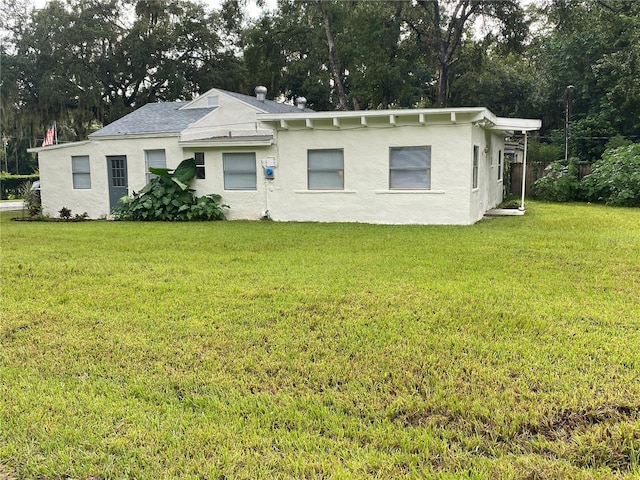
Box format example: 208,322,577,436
0,201,25,211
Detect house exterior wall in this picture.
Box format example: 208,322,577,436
183,145,278,220
468,127,505,223
35,104,519,224
38,135,183,219
258,120,478,225
38,141,108,219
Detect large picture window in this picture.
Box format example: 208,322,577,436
308,149,344,190
72,155,91,189
145,149,166,184
389,146,431,189
223,152,256,190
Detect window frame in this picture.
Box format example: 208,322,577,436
472,145,479,189
71,155,91,189
307,149,344,190
389,146,432,190
145,149,167,184
497,149,503,181
223,152,257,190
194,152,205,179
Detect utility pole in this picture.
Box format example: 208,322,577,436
564,85,575,163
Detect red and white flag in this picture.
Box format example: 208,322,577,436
42,123,56,147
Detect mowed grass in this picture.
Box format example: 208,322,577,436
1,202,639,479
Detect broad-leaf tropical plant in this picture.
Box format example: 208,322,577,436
113,158,228,221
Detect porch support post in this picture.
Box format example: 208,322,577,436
519,131,528,211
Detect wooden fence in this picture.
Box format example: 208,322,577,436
508,162,592,197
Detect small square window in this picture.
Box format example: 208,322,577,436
308,149,344,190
389,146,431,190
223,153,256,190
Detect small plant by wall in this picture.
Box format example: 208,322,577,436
59,207,72,220
113,158,228,221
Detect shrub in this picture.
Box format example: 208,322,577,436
581,144,640,207
113,158,228,221
532,160,581,202
0,174,39,199
59,207,72,220
19,180,41,217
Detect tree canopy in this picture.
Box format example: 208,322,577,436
1,0,638,173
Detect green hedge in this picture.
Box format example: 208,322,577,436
0,174,40,199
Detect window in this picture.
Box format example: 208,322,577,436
472,146,479,189
145,149,166,183
389,146,431,189
223,152,256,190
498,150,503,181
72,156,91,189
308,149,344,190
195,152,205,179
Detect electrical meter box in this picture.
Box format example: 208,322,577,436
262,157,276,179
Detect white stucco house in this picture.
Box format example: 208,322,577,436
29,87,541,224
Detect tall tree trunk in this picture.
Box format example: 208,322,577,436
422,0,480,107
436,61,449,108
317,1,349,110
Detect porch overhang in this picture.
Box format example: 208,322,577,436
259,107,492,129
490,118,542,133
178,135,274,148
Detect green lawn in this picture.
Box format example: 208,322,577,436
1,203,639,479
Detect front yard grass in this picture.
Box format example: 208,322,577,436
1,202,639,479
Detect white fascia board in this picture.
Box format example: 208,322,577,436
492,117,542,132
178,138,274,148
27,140,91,153
258,107,489,123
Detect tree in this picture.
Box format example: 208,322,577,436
316,0,348,110
530,0,640,160
1,0,242,151
405,0,526,107
243,0,426,110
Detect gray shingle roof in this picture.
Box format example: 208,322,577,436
89,89,313,137
219,89,315,114
90,102,213,137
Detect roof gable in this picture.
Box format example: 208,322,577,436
90,88,312,138
217,89,314,114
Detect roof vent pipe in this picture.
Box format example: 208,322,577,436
296,97,307,110
255,86,267,102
